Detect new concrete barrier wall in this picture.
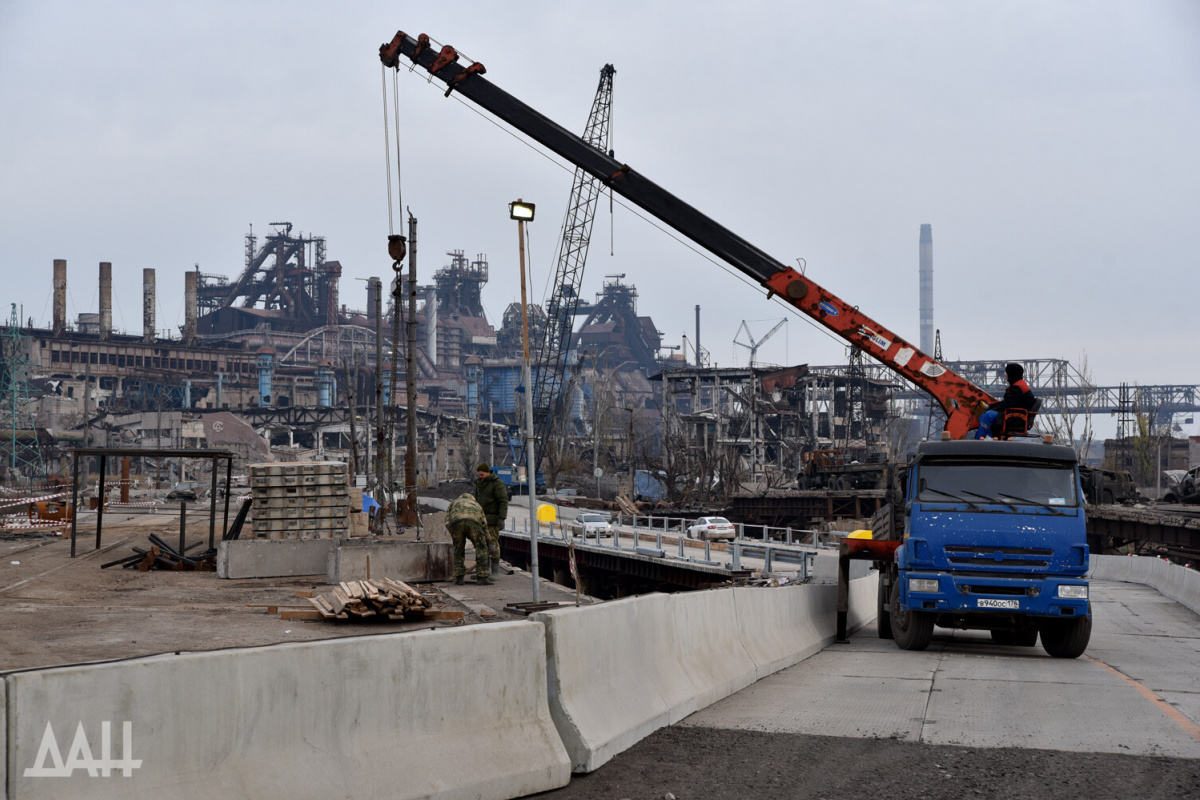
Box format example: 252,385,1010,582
536,572,878,773
1090,554,1200,617
2,621,569,800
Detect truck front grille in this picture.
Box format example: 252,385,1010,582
944,545,1052,568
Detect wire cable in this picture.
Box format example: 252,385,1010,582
392,70,404,226
381,64,395,236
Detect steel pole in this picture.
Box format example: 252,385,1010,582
517,213,539,603
372,277,384,531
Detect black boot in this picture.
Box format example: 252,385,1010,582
475,575,494,585
454,576,465,585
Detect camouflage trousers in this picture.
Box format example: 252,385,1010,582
449,520,490,580
486,523,501,561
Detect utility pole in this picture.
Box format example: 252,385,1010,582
371,277,384,532
401,212,419,527
627,407,635,500
511,199,540,603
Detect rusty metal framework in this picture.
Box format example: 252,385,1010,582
197,222,341,334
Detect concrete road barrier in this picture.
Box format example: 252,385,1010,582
327,539,452,583
2,621,569,800
216,537,335,579
536,573,878,773
1089,554,1200,617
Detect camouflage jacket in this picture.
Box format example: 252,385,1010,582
447,493,487,528
474,473,509,527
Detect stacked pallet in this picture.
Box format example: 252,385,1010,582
249,462,349,539
305,579,435,620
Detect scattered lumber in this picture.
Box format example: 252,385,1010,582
614,495,640,516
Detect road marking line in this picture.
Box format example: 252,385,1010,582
1085,654,1200,743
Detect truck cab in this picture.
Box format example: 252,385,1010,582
875,438,1091,658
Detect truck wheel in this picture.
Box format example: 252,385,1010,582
1040,612,1091,658
877,576,893,639
889,580,934,650
991,629,1038,647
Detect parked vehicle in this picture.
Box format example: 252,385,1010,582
870,438,1091,658
1163,466,1200,504
569,512,613,537
166,481,200,501
1079,465,1142,505
687,516,736,541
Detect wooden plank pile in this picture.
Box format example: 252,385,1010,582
292,579,454,622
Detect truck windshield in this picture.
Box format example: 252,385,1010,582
917,460,1078,509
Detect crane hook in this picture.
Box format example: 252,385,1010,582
388,234,407,267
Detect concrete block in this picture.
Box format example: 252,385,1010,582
3,621,569,800
1,678,6,800
535,593,678,774
327,539,452,584
536,574,879,774
217,537,335,579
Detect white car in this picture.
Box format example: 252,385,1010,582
570,512,613,537
687,516,737,541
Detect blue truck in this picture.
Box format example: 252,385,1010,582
871,438,1091,658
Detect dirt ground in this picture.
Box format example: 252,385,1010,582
0,511,581,672
533,727,1200,800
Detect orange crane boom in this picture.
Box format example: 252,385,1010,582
380,31,997,439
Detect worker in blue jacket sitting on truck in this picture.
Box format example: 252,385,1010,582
975,363,1036,439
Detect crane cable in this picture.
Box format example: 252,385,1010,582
379,65,410,533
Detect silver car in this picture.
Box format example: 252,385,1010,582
570,512,613,537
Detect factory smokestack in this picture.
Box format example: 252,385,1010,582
184,270,197,343
53,259,67,334
99,261,112,340
919,224,933,355
143,268,156,343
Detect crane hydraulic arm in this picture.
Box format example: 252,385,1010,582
380,31,997,439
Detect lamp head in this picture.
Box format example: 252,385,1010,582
509,200,535,222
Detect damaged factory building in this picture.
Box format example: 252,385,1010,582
4,222,698,489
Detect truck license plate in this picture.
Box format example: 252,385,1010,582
977,598,1019,610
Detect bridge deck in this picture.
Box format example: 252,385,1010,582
681,579,1200,758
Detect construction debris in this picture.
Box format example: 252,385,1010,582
295,578,438,621
101,533,217,571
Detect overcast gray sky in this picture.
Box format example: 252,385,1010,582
2,2,1197,429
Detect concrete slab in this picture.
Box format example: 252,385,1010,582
924,674,1200,758
216,537,334,579
327,539,452,583
680,670,931,741
680,580,1200,759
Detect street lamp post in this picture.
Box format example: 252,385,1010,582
510,199,540,603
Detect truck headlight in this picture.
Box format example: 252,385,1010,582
909,578,939,593
1057,585,1088,600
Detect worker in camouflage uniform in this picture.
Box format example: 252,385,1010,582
475,462,508,577
447,493,492,585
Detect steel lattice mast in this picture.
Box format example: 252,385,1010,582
531,64,615,447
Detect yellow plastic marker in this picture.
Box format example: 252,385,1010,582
537,504,557,523
846,529,873,540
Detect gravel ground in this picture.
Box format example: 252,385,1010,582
533,727,1200,800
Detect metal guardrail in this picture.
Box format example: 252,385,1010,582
504,514,818,582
